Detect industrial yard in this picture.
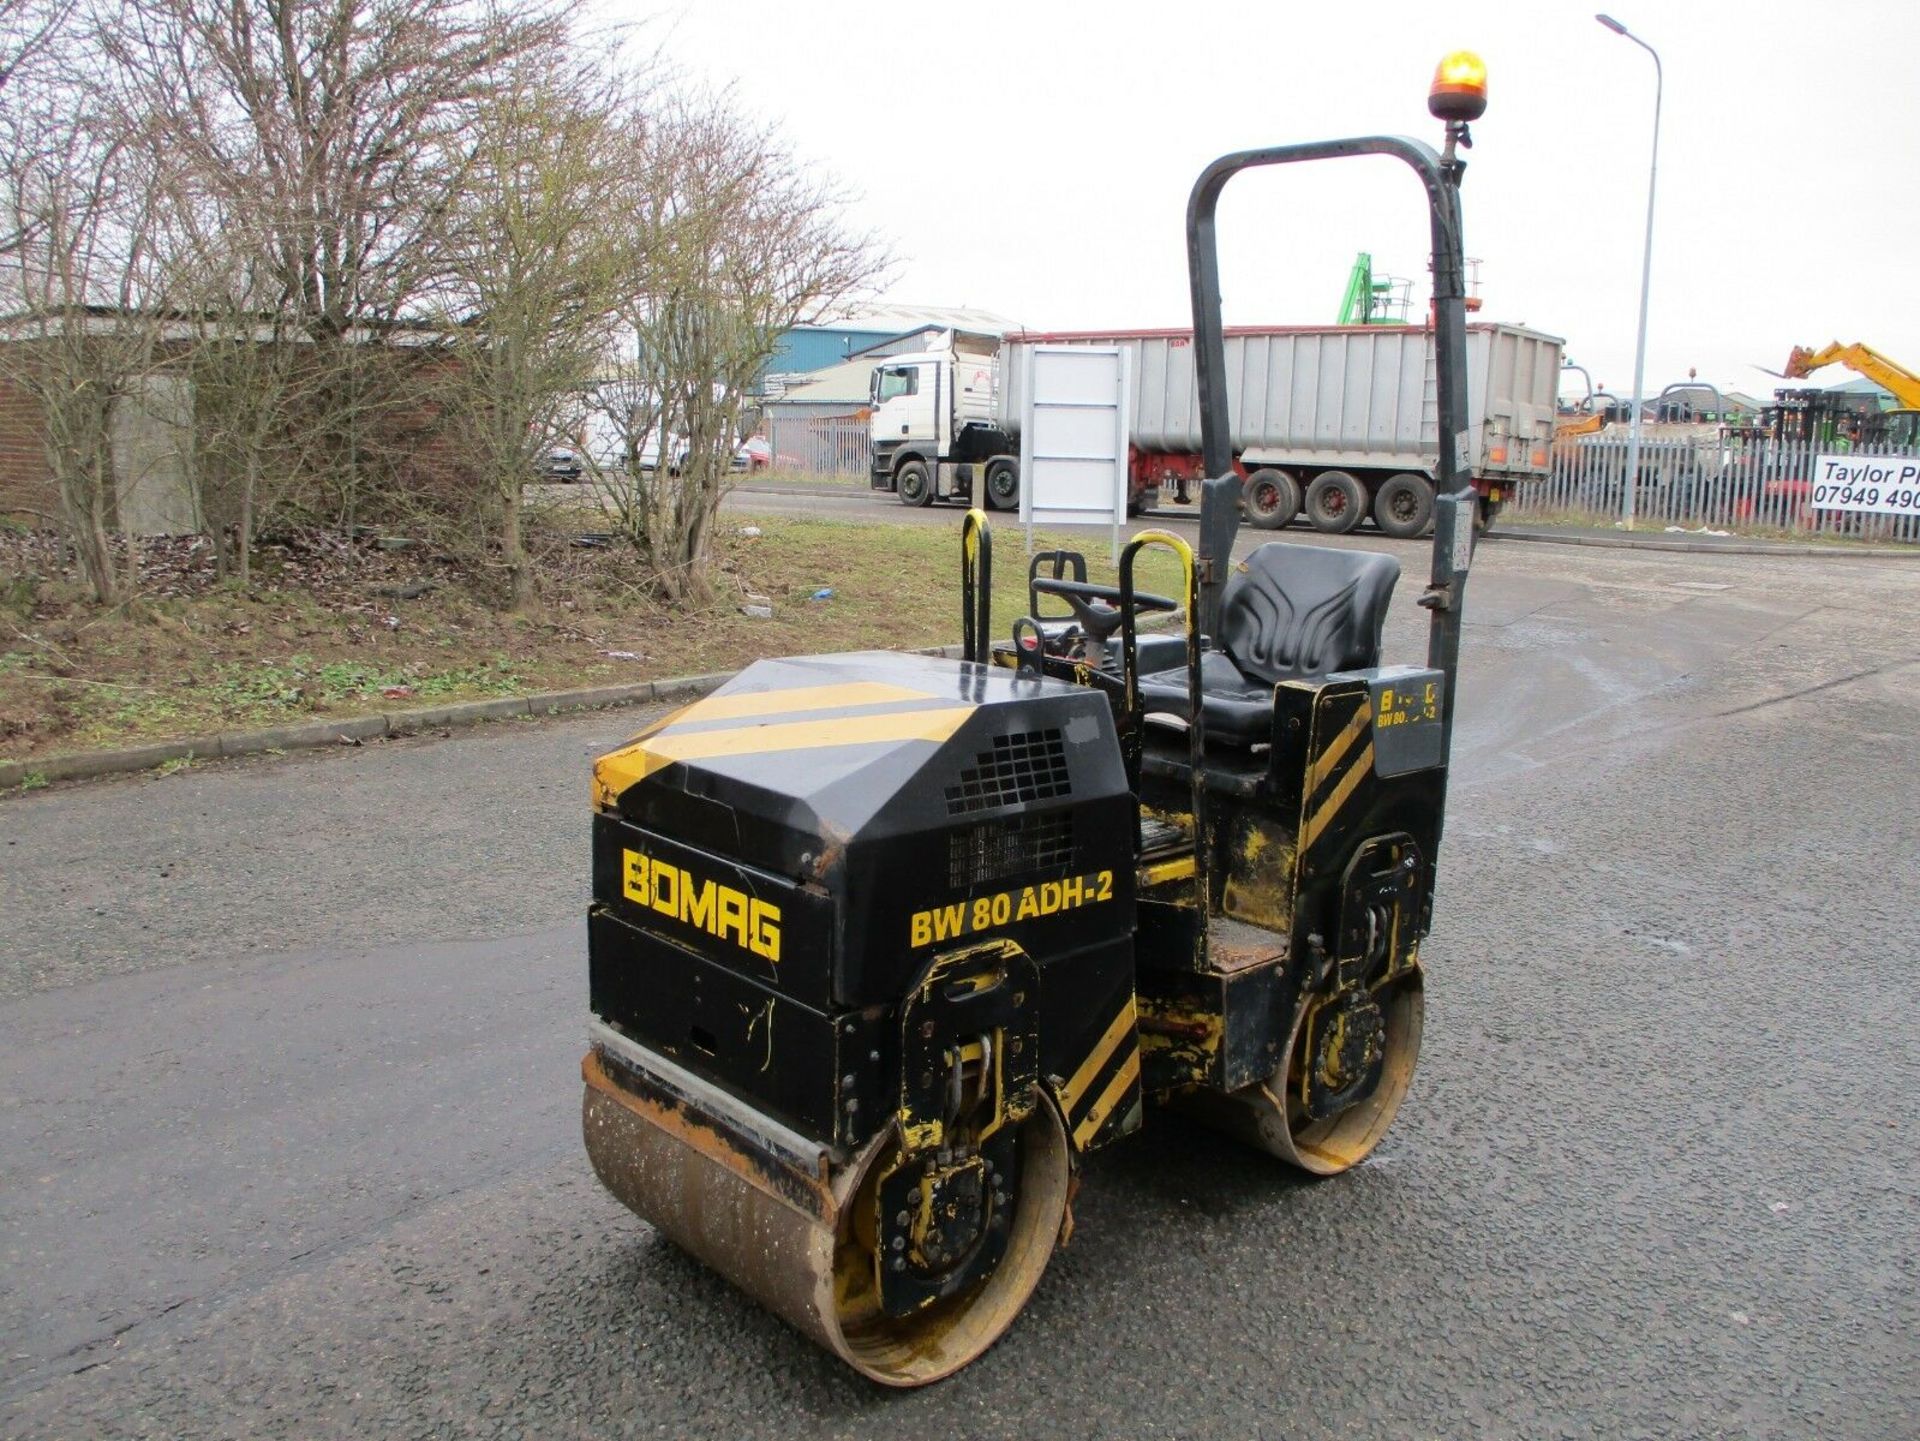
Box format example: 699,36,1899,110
4,523,1916,1435
4,1,1918,1437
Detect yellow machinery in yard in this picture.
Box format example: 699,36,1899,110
580,53,1493,1386
1780,342,1920,446
1781,341,1920,410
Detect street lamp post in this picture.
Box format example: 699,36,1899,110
1596,13,1661,530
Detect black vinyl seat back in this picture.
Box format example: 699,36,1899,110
1219,542,1400,684
1134,541,1400,746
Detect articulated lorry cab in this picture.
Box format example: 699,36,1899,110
867,329,1020,512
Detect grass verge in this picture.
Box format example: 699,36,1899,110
1,511,1185,764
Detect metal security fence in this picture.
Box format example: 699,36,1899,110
1511,434,1920,543
764,409,869,475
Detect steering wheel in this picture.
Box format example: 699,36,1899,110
1030,577,1178,644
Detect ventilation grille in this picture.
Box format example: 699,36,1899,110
944,729,1071,816
947,812,1075,890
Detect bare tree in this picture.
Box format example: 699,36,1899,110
602,93,885,604
0,0,74,263
0,73,169,602
169,249,319,585
96,0,579,530
0,2,887,617
431,57,627,607
0,0,67,96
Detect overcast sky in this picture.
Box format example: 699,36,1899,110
618,0,1918,403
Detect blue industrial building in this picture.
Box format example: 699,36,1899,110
765,304,1017,387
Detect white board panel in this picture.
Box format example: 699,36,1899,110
1029,406,1123,459
1020,345,1130,548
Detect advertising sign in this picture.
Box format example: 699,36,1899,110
1809,454,1920,516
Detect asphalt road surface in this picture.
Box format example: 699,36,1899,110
3,514,1917,1439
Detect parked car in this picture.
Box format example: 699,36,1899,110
540,445,584,482
670,436,774,474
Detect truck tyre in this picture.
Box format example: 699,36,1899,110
896,459,934,507
1373,473,1434,539
1475,496,1502,534
1304,470,1365,534
1244,468,1300,530
984,458,1019,511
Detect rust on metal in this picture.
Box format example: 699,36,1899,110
1206,914,1289,974
583,1049,831,1218
1219,811,1298,934
1135,994,1223,1093
583,1050,1073,1388
1182,969,1424,1176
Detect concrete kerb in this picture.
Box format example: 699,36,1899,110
732,482,869,502
0,647,968,792
1486,526,1920,560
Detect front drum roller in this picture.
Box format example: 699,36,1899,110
582,1050,1071,1386
1198,967,1424,1176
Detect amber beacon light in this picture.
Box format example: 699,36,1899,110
1428,50,1488,122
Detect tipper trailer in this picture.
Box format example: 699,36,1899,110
870,322,1560,536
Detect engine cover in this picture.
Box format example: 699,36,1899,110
589,652,1137,1149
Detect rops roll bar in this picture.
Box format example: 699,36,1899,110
960,507,993,665
1185,128,1478,760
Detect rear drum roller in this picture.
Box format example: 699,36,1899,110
582,1053,1071,1387
1193,968,1424,1176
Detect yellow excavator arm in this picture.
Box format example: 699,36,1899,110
1783,342,1920,410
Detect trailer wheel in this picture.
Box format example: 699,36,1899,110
896,459,934,507
1243,468,1300,530
1372,473,1433,539
1476,496,1503,533
984,458,1019,511
1304,470,1365,534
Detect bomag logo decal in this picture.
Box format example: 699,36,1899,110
910,870,1114,948
1376,681,1439,729
623,848,780,963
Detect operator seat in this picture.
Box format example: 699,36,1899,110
1135,542,1400,745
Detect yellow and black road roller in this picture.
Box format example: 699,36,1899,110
583,56,1492,1386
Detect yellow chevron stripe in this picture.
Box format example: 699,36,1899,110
592,703,693,808
1061,996,1137,1115
1137,854,1196,888
1306,702,1371,797
1072,1050,1140,1149
671,680,937,727
1302,740,1375,851
594,704,974,800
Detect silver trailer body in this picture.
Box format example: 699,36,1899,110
999,324,1562,485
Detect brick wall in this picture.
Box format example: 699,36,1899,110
0,371,54,521
0,338,482,533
